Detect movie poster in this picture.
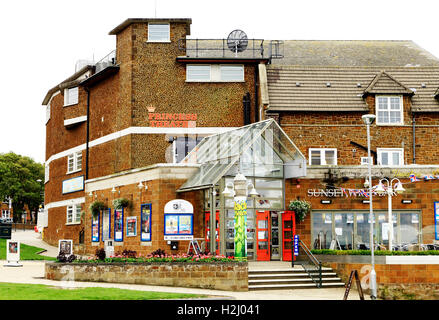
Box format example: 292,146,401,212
126,216,137,237
114,209,123,241
141,204,151,241
92,214,99,242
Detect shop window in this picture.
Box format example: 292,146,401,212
67,151,82,173
377,148,404,166
309,148,337,165
376,96,403,125
64,87,78,106
66,204,81,224
311,212,333,249
400,213,420,244
148,23,170,42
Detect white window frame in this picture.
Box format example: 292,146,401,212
45,163,50,184
64,87,79,107
147,23,170,42
360,156,373,165
67,151,82,174
66,204,81,225
186,64,244,82
377,148,404,166
2,210,11,219
308,148,338,165
376,95,403,125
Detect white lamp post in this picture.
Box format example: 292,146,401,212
362,114,377,300
222,173,258,261
375,178,405,251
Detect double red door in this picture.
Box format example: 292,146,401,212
256,210,295,261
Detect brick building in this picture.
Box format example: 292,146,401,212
41,18,439,260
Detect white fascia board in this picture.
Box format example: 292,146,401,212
45,197,85,210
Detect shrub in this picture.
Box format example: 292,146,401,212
288,199,311,222
89,201,106,218
121,249,137,258
95,248,106,260
113,198,131,210
150,248,166,257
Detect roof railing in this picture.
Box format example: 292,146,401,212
95,50,116,74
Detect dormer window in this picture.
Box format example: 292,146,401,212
148,23,170,42
376,95,403,125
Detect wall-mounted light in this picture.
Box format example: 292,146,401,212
401,199,412,204
111,186,120,194
321,200,332,204
362,200,370,204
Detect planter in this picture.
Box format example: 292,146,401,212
45,261,248,292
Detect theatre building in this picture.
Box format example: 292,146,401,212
41,17,439,260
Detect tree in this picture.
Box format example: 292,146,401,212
0,152,44,223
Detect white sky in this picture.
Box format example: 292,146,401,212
1,0,439,164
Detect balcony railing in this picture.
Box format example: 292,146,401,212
95,50,116,74
178,39,283,60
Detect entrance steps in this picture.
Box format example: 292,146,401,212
248,265,345,291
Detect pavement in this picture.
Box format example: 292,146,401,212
0,230,366,300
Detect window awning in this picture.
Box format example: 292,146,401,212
177,119,306,192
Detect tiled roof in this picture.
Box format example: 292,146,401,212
266,66,439,112
363,71,414,96
271,40,439,67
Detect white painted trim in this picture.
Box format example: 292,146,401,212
64,116,87,127
385,256,439,265
376,95,404,125
45,197,85,210
377,148,404,166
45,126,237,166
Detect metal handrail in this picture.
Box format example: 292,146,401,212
299,239,323,288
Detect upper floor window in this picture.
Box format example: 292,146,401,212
66,204,81,224
376,96,403,125
186,64,244,82
64,87,78,106
309,148,337,165
187,65,211,81
67,151,82,174
45,102,51,124
45,164,50,184
148,23,170,42
377,148,404,166
173,136,204,163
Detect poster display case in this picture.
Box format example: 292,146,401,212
141,204,152,241
92,214,100,242
114,209,123,242
126,216,137,237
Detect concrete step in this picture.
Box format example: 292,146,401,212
248,282,346,291
249,277,343,286
249,272,338,278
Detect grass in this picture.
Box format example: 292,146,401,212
0,282,205,300
0,239,56,261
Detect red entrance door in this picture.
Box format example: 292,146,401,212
205,211,220,255
282,210,296,262
256,210,270,261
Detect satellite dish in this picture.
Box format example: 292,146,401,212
227,30,248,56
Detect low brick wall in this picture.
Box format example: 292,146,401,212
45,262,248,292
317,255,439,300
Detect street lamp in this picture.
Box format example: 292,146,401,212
222,172,259,261
375,178,405,251
362,114,378,300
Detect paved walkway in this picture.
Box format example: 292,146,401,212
2,230,366,300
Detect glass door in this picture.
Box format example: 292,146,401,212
256,210,270,261
205,210,220,255
270,211,280,260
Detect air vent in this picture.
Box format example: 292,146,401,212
357,83,362,88
296,82,301,87
421,83,426,88
326,82,331,87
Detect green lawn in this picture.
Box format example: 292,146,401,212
0,282,205,300
0,239,55,261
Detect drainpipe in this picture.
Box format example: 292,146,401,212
254,63,259,122
85,87,90,180
412,113,416,164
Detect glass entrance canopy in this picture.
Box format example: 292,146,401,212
177,119,307,192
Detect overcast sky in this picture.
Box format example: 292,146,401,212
1,0,439,164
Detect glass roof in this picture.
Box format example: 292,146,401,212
177,119,307,192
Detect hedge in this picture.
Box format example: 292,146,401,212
311,249,439,256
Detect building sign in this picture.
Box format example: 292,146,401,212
293,235,299,256
62,175,84,194
163,200,194,241
58,240,73,256
435,202,439,240
148,112,197,128
141,204,152,242
307,188,392,198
